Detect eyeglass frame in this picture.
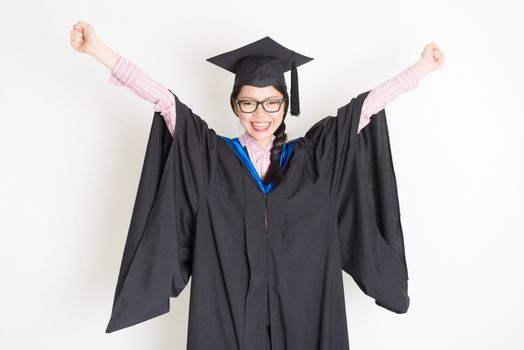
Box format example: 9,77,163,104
234,97,287,114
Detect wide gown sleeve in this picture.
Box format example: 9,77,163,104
105,90,217,332
304,90,410,314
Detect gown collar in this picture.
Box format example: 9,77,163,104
219,133,295,195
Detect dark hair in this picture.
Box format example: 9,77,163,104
230,84,289,185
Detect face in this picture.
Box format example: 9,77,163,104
233,85,286,146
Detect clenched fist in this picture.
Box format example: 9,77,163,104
70,21,120,70
413,42,445,78
70,21,99,55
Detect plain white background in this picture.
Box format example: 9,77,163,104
1,0,523,349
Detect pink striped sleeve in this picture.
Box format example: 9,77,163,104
357,64,421,134
108,56,177,137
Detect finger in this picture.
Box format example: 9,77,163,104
73,21,90,34
73,21,85,29
429,43,441,53
70,35,83,44
71,31,83,41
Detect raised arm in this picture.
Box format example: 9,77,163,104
70,21,177,137
107,57,177,136
358,42,445,134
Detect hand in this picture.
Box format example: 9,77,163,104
413,42,445,78
70,20,120,71
70,21,99,55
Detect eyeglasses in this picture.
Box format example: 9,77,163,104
235,98,286,113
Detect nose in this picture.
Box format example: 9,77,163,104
253,102,266,118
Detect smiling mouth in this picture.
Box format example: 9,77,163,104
251,122,271,132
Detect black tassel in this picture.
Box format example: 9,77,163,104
290,61,300,116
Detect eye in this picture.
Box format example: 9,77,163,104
266,100,280,105
241,101,255,106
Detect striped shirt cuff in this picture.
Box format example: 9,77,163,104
395,65,421,90
107,56,139,86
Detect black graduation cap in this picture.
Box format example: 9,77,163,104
206,36,313,116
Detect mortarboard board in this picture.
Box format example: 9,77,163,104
206,36,313,116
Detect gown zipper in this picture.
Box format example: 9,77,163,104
264,192,271,348
264,192,269,297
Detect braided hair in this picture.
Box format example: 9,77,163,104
230,84,289,185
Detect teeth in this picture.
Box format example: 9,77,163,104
252,122,270,127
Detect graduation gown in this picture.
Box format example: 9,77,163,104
105,89,410,350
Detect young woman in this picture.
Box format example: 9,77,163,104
70,21,444,350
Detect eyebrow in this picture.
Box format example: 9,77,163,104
239,95,281,99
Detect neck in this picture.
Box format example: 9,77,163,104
243,131,274,148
